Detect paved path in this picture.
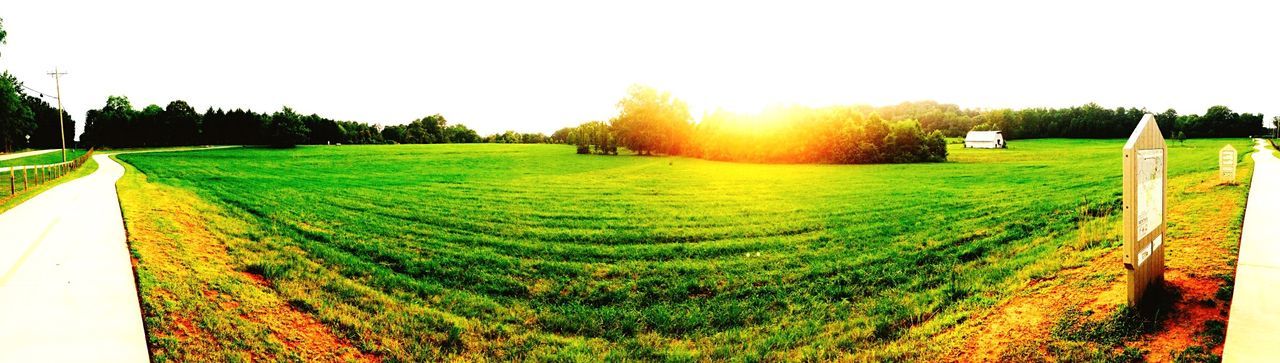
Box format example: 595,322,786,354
1224,139,1280,361
0,149,56,162
0,154,148,362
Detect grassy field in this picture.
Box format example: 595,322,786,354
115,139,1254,361
0,149,87,168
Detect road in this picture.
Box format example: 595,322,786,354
1223,139,1280,361
0,154,148,362
0,149,57,162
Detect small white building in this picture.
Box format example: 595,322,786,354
964,131,1006,149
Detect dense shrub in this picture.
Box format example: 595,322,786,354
568,121,617,155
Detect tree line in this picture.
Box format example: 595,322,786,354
691,107,948,163
556,87,1268,164
870,101,1265,139
78,95,557,148
562,85,947,164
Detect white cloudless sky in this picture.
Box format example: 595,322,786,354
1,0,1277,138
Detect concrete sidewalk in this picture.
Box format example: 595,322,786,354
0,149,56,162
1223,139,1280,361
0,154,148,362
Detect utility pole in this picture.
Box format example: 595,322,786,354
48,68,68,162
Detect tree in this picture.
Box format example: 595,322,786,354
610,84,692,155
0,17,7,58
443,124,480,143
227,108,268,145
0,72,34,152
23,94,75,149
302,114,343,145
164,100,201,145
202,108,228,144
551,127,573,144
268,106,309,147
137,104,164,146
1154,109,1178,138
570,121,615,154
1174,131,1187,145
400,114,447,143
419,114,446,143
82,95,135,147
381,125,407,144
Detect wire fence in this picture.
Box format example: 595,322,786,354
1,149,95,203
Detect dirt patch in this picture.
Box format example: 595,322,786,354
950,249,1124,362
240,270,377,362
241,271,271,286
1132,270,1226,361
1126,184,1240,361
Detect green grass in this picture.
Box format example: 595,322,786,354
116,138,1254,361
0,157,98,215
0,149,86,168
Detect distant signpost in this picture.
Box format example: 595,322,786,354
1220,144,1237,184
1122,114,1166,305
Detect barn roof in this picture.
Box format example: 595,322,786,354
965,131,1003,142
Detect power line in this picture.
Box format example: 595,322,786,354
21,84,57,100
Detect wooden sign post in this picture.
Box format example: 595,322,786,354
1122,114,1167,305
1220,144,1238,184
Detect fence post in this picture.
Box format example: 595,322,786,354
22,167,28,191
8,168,13,195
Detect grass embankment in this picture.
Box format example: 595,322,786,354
115,139,1252,361
0,157,98,215
113,152,371,362
0,149,87,168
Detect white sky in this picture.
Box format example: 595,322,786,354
1,1,1277,138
